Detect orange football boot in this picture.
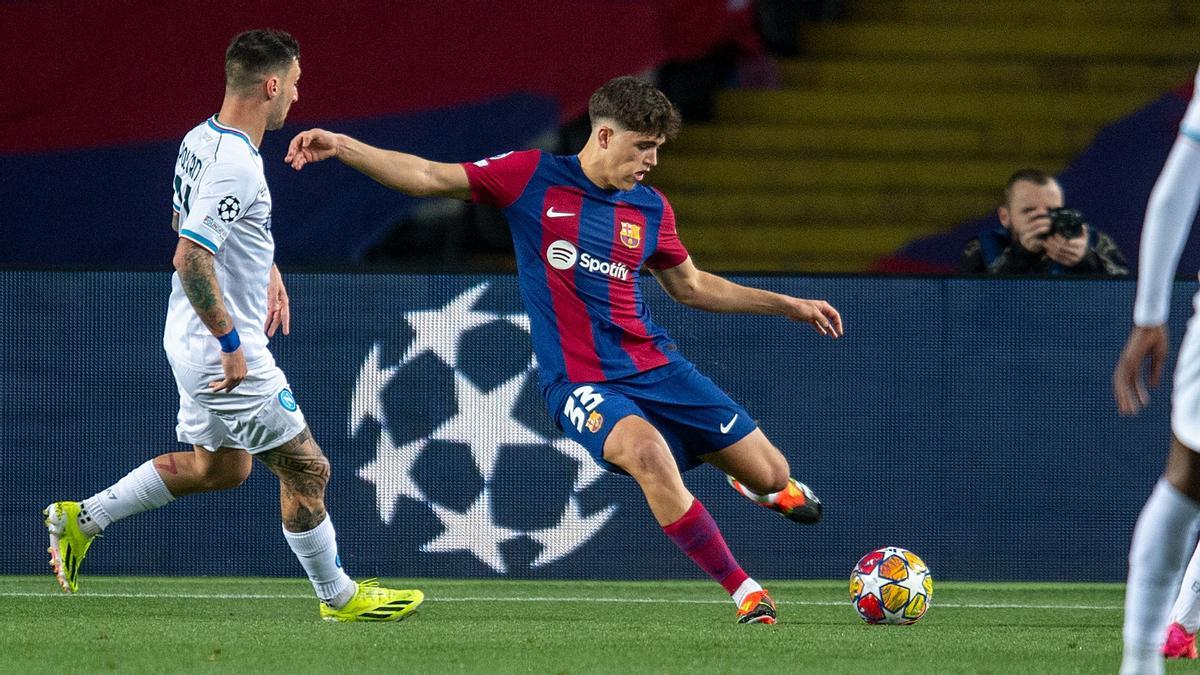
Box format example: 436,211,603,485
727,476,823,524
736,589,777,624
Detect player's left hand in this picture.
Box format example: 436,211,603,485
787,298,843,338
1042,225,1088,267
1113,324,1168,416
265,264,290,337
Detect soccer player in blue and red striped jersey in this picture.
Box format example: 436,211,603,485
287,76,844,624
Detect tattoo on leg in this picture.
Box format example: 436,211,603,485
285,504,326,532
280,471,327,500
259,427,331,530
258,429,330,482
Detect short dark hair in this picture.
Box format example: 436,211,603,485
1003,168,1057,206
588,76,682,140
225,29,300,92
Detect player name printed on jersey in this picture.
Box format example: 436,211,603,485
163,116,277,370
462,150,691,383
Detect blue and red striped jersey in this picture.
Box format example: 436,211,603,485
462,149,689,384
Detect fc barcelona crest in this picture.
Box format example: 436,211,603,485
619,221,642,249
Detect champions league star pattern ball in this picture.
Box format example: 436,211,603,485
849,547,933,625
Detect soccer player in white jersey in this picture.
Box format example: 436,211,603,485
41,29,422,622
1114,63,1200,674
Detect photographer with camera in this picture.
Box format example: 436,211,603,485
961,168,1129,276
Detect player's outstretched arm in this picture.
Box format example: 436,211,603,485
652,257,843,338
285,128,471,200
1114,92,1200,413
173,239,247,392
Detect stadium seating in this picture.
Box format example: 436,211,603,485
0,0,746,267
651,0,1200,272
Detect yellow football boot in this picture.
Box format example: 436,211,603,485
43,501,96,592
319,579,424,622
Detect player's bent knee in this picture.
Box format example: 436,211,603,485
279,454,331,493
608,439,676,482
258,429,333,486
198,453,253,491
214,463,252,490
734,455,789,495
765,463,790,494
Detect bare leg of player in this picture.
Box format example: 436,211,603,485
77,445,251,535
255,427,357,609
154,446,253,496
253,427,423,621
44,445,252,592
603,416,775,623
701,429,823,524
602,417,691,526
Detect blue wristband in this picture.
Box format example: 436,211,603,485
217,328,241,353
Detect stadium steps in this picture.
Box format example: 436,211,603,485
650,2,1197,272
669,190,998,228
855,0,1196,27
669,123,1092,160
713,91,1154,125
778,60,1195,94
800,24,1200,59
654,157,1029,191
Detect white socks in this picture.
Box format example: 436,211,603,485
1170,540,1200,633
80,460,175,537
283,516,357,608
731,577,764,607
1121,480,1200,674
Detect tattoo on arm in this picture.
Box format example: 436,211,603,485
178,247,231,333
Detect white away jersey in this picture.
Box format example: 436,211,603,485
1132,64,1200,326
164,115,275,369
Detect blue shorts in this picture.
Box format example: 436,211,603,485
543,360,758,474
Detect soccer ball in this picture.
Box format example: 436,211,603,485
849,546,933,625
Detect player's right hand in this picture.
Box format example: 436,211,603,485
1113,325,1169,415
788,298,844,338
1016,217,1052,254
285,129,340,170
211,348,248,393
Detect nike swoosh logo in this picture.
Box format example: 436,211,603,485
720,414,739,434
546,207,575,218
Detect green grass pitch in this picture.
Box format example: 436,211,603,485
0,576,1145,673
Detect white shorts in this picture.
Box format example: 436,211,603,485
169,357,307,454
1174,290,1200,450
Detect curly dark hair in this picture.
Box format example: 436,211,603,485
588,76,682,140
225,29,300,92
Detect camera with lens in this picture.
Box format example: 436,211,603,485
1046,207,1085,239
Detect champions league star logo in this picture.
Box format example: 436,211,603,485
350,283,616,573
